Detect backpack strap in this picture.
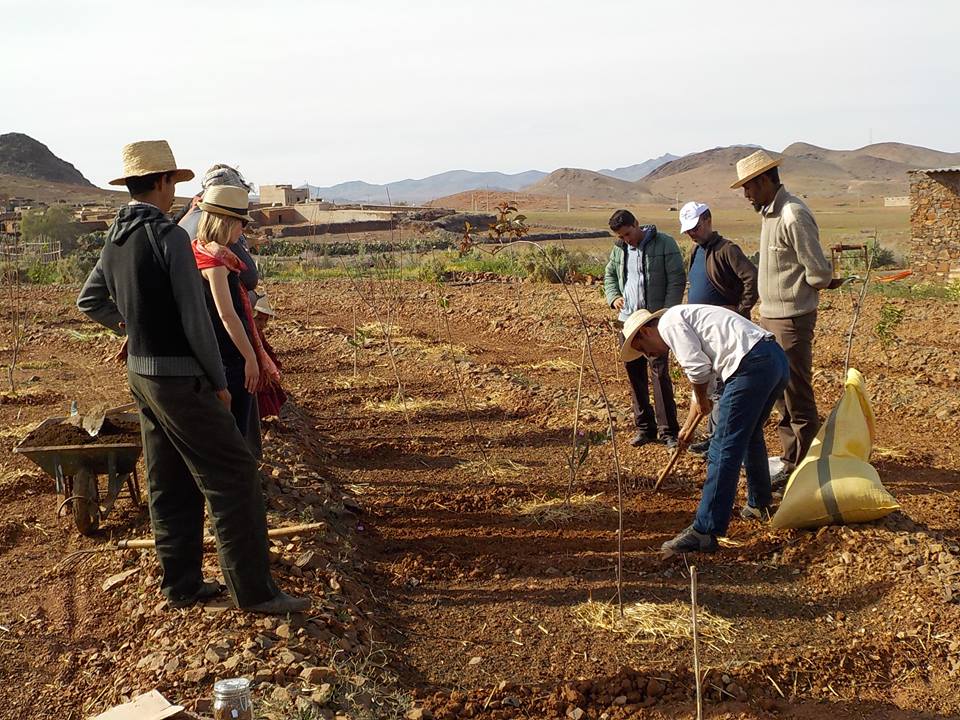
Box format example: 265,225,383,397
144,222,168,272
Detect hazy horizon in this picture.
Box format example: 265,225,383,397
3,0,957,194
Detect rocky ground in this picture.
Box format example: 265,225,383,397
0,278,958,720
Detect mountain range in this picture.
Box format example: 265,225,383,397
598,154,679,182
303,169,548,205
3,132,958,208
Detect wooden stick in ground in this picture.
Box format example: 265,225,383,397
116,522,326,550
353,306,358,378
564,334,588,503
653,411,705,492
691,565,703,720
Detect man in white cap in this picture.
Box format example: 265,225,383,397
77,140,308,614
731,150,844,490
620,305,789,556
678,201,758,457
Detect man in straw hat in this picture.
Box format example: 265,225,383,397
731,150,844,491
677,201,758,458
77,140,309,614
620,305,789,556
604,210,686,448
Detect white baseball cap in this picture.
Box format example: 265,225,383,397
679,201,710,233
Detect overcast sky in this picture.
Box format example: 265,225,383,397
2,0,956,193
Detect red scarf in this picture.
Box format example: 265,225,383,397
192,240,280,390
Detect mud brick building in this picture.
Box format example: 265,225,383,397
260,184,309,206
909,167,960,281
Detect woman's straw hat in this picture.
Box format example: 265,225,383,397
730,149,782,189
109,140,195,186
198,185,253,222
620,309,666,363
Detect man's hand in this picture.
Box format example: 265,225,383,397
693,395,713,418
216,389,232,410
827,276,856,290
113,338,128,365
612,297,625,311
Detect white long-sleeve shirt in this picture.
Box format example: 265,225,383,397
657,304,773,385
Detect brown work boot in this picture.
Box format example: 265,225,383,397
245,591,311,615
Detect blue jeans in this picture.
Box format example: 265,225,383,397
693,339,789,536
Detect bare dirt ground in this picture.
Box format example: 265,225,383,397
1,279,958,720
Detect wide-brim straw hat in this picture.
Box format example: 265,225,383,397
730,149,782,189
109,140,194,186
620,309,666,363
198,185,253,222
254,294,276,317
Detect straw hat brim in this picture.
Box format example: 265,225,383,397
108,168,195,186
730,157,781,189
620,309,666,363
197,201,253,223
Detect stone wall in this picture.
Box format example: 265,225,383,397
910,171,960,281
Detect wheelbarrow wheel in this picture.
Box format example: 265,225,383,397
72,468,100,535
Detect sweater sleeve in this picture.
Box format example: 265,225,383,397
163,229,229,390
785,204,833,290
76,258,125,334
725,244,759,317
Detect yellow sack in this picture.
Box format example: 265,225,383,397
771,368,899,529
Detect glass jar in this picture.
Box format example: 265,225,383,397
213,677,253,720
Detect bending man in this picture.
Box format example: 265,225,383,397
620,305,789,556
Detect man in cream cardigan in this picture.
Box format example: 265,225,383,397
732,150,845,490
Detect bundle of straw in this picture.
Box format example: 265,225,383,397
574,599,734,647
511,493,613,524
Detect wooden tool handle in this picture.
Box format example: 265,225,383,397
653,446,683,492
652,411,706,493
116,521,326,550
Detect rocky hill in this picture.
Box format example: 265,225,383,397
643,141,960,202
523,168,667,204
0,133,93,186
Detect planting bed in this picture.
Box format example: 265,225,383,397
0,280,958,719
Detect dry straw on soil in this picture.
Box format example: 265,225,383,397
524,358,580,371
510,493,613,524
364,396,444,414
457,458,530,479
574,599,734,648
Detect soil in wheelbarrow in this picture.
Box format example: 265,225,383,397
24,418,141,447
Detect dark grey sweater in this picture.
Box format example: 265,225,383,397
77,203,228,390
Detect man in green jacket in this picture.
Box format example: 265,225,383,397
604,209,686,447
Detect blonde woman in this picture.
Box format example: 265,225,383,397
192,185,279,435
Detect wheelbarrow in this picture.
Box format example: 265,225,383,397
13,412,143,536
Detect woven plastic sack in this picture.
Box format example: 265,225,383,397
771,368,899,529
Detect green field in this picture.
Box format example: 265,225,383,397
526,201,911,260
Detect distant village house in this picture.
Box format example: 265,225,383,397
259,184,309,206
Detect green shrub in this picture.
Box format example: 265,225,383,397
874,302,905,347
869,241,898,268
416,254,450,283
521,245,569,283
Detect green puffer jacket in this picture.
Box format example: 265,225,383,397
603,225,686,311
